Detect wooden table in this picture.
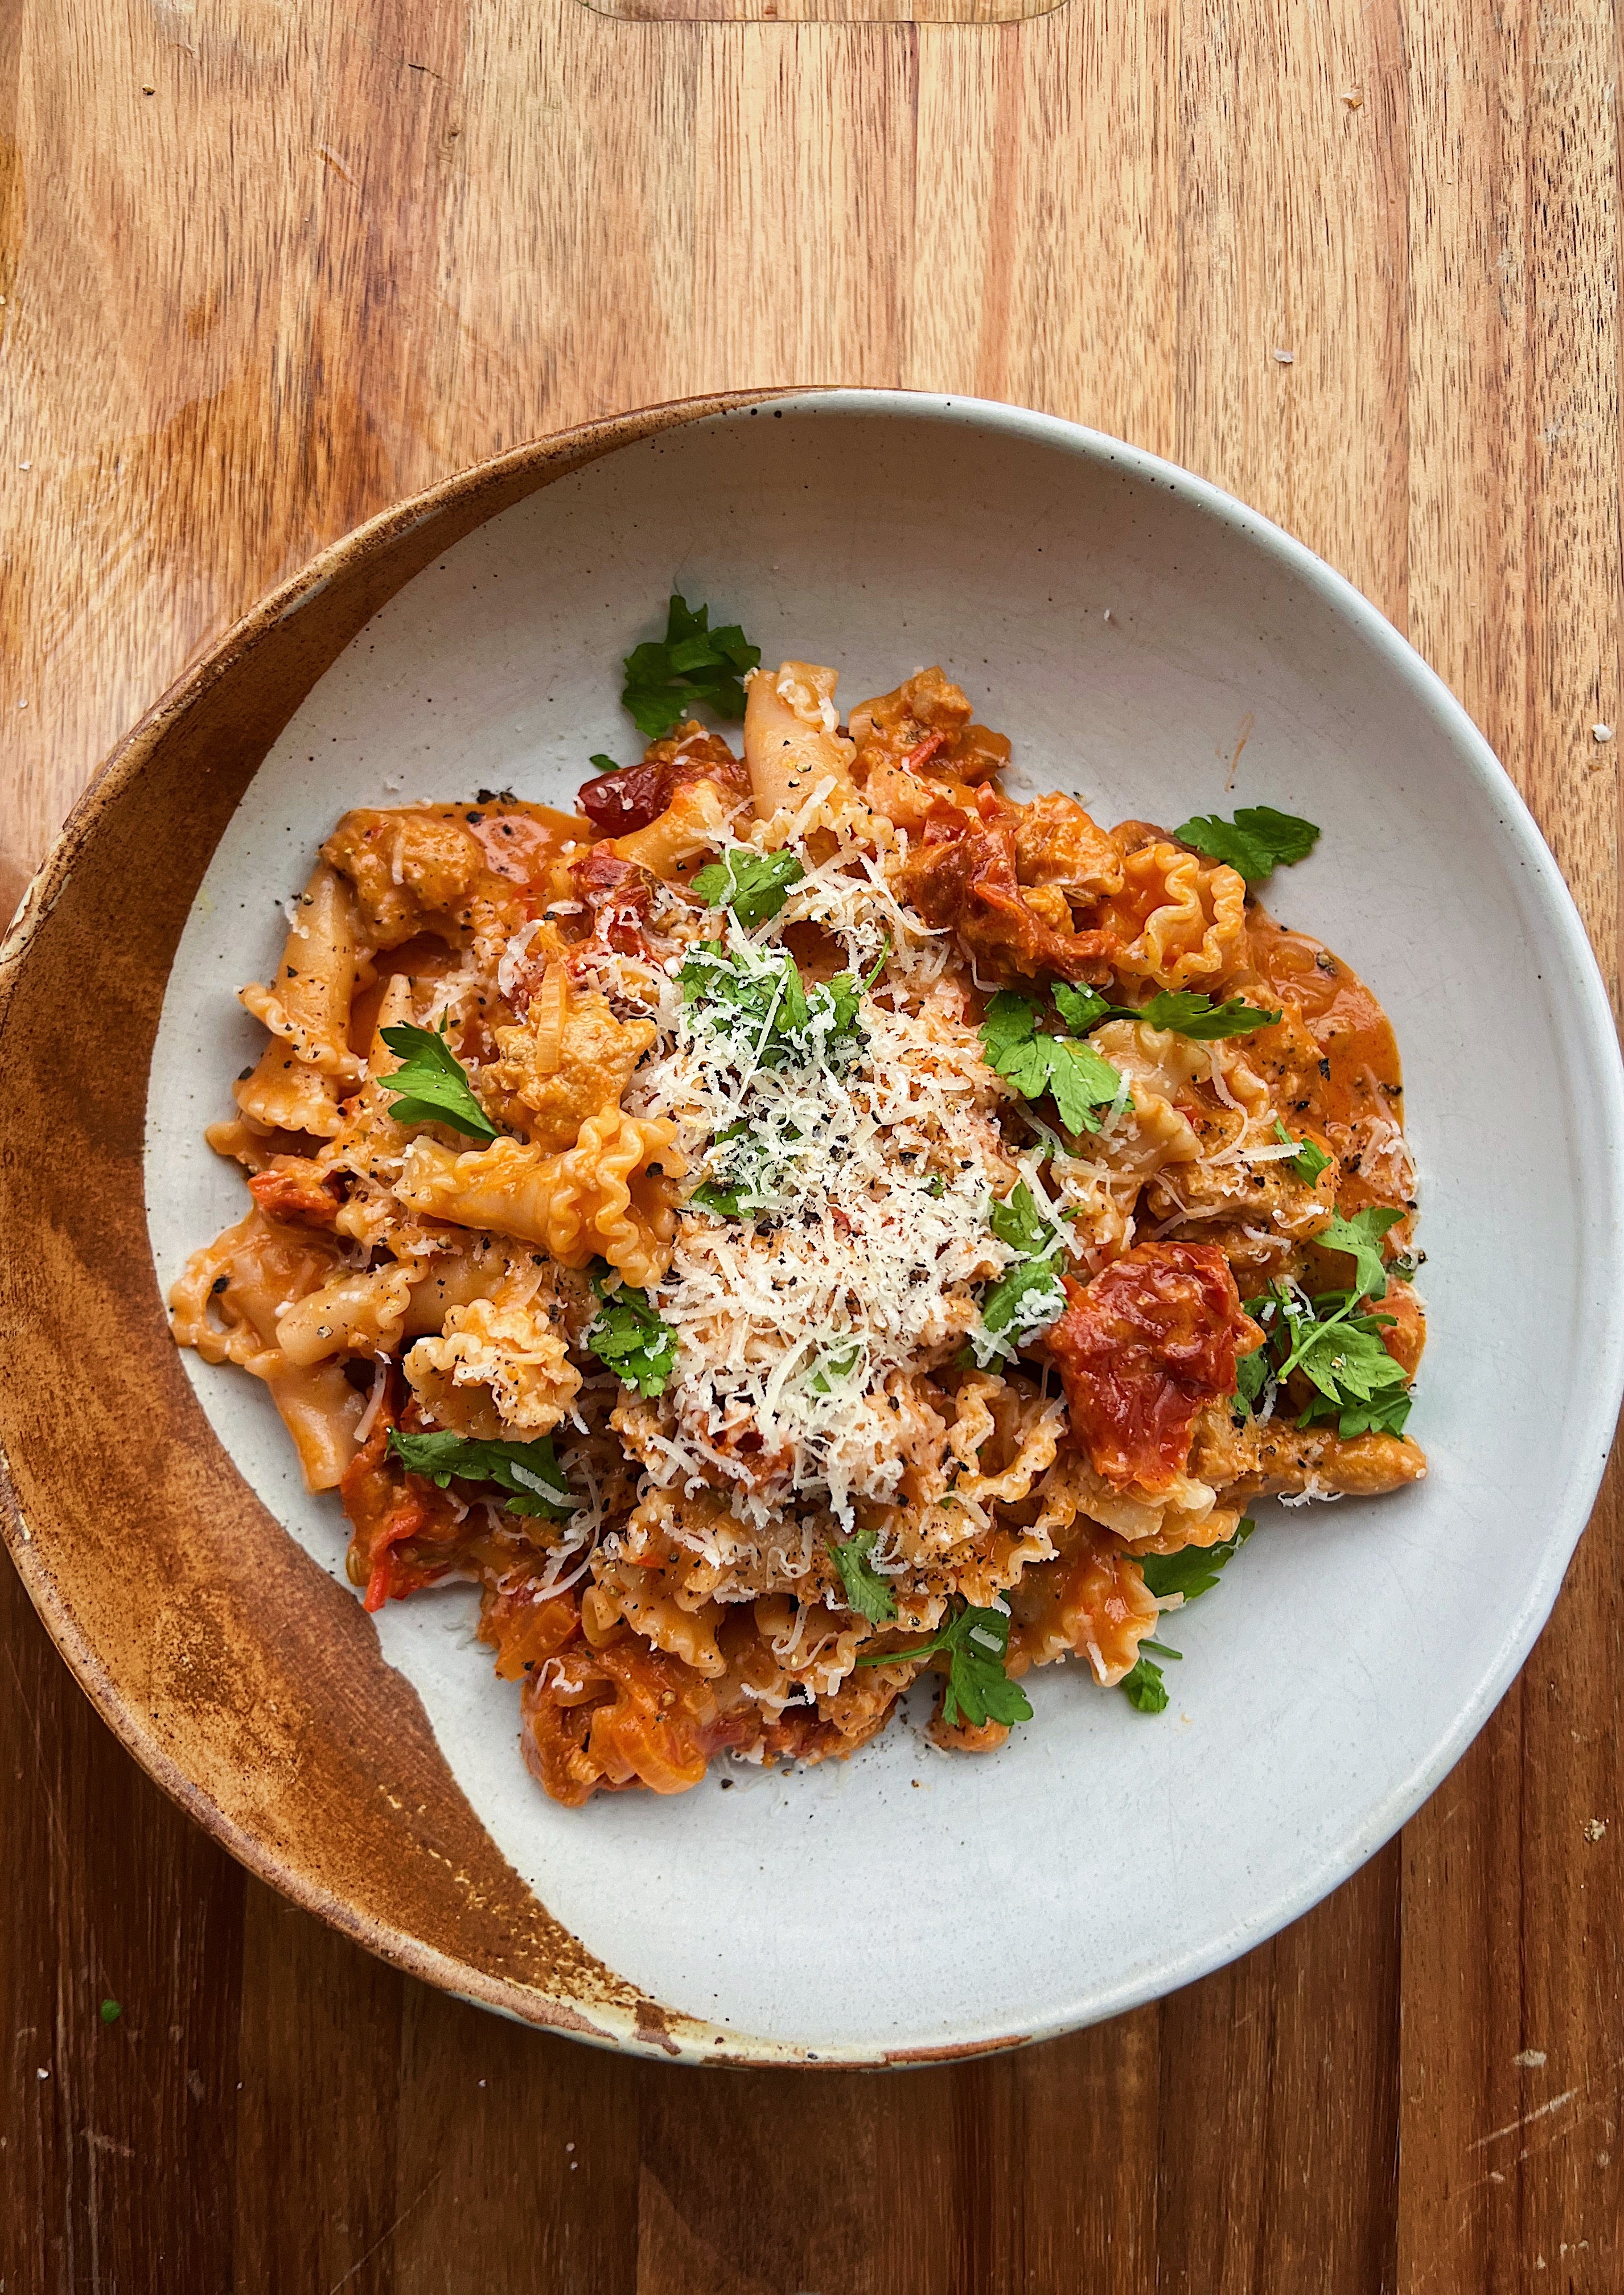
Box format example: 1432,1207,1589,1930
4,2,1621,2285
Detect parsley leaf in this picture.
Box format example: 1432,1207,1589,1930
970,1182,1068,1366
858,1603,1034,1729
829,1529,898,1623
809,1343,862,1395
1134,990,1281,1038
621,595,762,740
1044,1038,1124,1134
378,1022,500,1142
1235,1279,1415,1437
1234,1343,1271,1412
978,1257,1068,1360
589,1284,679,1397
1300,1385,1415,1439
980,993,1123,1134
1137,1517,1255,1604
1279,1303,1408,1414
988,1179,1054,1258
980,991,1049,1084
1173,805,1321,885
691,846,805,929
588,752,622,774
689,1118,797,1220
681,941,865,1073
1054,983,1280,1038
387,1428,573,1518
1120,1655,1170,1713
1050,983,1114,1033
1121,1520,1255,1713
681,940,797,1048
689,1181,743,1218
1273,1116,1333,1186
1318,1204,1404,1301
1054,982,1278,1040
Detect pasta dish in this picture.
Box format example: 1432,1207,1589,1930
171,601,1425,1804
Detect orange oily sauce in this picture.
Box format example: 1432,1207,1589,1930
1244,901,1422,1366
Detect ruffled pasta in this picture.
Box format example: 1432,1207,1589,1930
171,650,1424,1802
1102,842,1247,988
1007,1528,1160,1683
233,865,363,1137
406,1295,582,1438
396,1109,685,1286
745,660,858,817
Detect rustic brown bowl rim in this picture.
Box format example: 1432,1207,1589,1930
0,390,989,2070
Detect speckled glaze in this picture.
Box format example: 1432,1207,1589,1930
5,393,1623,2066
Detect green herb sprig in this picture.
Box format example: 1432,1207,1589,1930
1172,805,1321,885
968,1181,1068,1366
1120,1518,1255,1713
829,1528,898,1623
1273,1116,1333,1186
589,1282,679,1398
1237,1276,1412,1440
857,1602,1034,1730
980,993,1124,1135
378,1022,500,1142
1317,1204,1404,1302
681,941,866,1074
1052,984,1282,1040
387,1429,573,1518
622,595,762,741
691,846,805,929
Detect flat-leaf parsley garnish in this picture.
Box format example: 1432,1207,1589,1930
377,1021,500,1142
387,1429,573,1517
1317,1204,1404,1302
681,940,866,1072
1273,1116,1332,1186
1052,984,1281,1039
589,1281,679,1397
691,846,805,928
1120,1655,1173,1712
967,1181,1068,1367
622,595,762,741
1172,805,1321,885
980,992,1124,1134
1137,1517,1255,1604
829,1528,898,1623
858,1602,1034,1730
1277,1295,1411,1430
688,1120,765,1219
1237,1281,1412,1439
988,1180,1055,1258
1121,1517,1255,1712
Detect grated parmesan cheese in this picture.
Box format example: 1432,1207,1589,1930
610,841,1038,1533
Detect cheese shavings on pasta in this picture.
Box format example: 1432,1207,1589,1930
619,857,1041,1532
170,645,1426,1807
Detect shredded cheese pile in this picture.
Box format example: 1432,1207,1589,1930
599,841,1042,1531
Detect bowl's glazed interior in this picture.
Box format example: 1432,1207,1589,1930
6,392,1622,2064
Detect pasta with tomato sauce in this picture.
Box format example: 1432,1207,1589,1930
171,636,1425,1804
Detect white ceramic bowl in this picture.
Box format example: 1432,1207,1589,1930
143,390,1624,2061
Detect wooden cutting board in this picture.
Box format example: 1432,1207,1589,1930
3,1,1621,2286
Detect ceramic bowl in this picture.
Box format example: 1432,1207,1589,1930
5,390,1622,2066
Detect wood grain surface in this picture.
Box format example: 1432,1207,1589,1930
2,0,1621,2287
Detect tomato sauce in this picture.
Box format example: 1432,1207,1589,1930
1247,905,1411,1218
